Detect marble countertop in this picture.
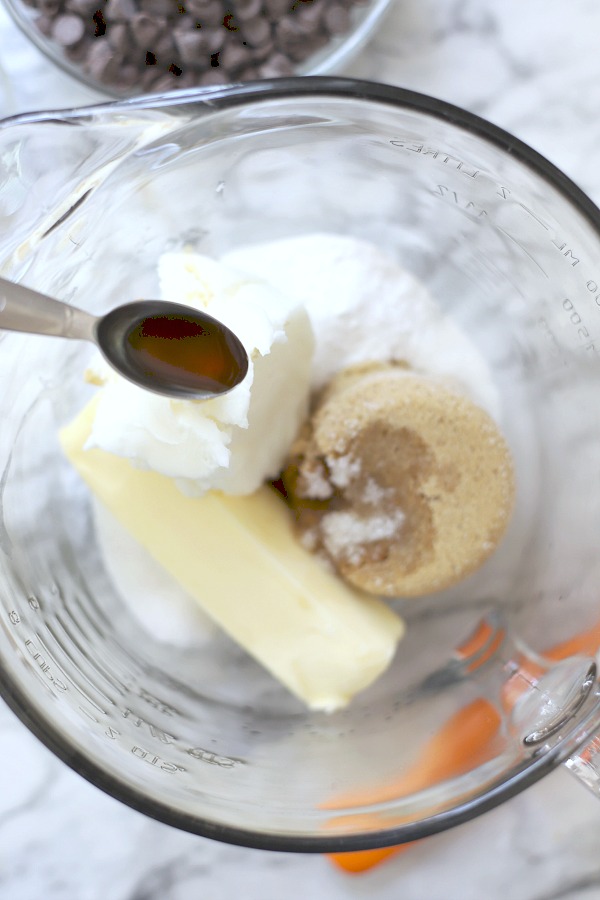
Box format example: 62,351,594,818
2,1,600,898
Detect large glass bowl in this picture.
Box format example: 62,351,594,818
1,78,600,852
0,0,393,98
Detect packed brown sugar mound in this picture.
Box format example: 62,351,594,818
282,363,515,597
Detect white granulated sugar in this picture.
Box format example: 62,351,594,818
222,234,500,419
362,477,393,505
301,465,333,500
299,528,319,552
321,509,406,565
326,454,361,488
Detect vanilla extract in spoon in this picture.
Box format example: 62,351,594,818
0,277,248,399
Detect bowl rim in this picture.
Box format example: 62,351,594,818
2,76,600,853
3,72,600,236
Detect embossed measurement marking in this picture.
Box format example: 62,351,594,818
390,138,594,284
186,746,245,769
122,707,174,744
433,184,487,219
561,298,597,354
390,140,480,177
7,611,68,692
6,610,246,771
496,225,549,278
24,638,67,691
131,746,184,773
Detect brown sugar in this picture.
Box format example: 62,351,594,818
282,364,515,597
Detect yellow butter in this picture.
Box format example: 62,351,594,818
60,400,405,711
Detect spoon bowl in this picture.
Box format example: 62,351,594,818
97,300,249,399
0,277,249,399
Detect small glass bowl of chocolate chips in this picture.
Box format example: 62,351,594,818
3,0,392,97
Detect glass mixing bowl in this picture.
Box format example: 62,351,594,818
1,0,392,98
2,78,600,852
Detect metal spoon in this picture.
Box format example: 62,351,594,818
0,276,249,399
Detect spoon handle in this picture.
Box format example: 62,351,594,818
0,277,97,341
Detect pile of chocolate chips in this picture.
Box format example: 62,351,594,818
23,0,370,94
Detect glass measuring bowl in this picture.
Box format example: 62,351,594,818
1,78,600,852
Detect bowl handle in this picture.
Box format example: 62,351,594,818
566,734,600,796
457,616,600,797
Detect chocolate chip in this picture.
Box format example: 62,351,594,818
107,21,130,52
141,64,161,87
257,51,294,77
237,64,259,80
198,66,229,84
84,37,119,80
185,0,223,26
197,25,225,53
274,17,313,61
137,0,172,16
130,12,162,46
274,17,301,50
35,13,55,34
262,0,292,18
220,39,253,72
295,3,324,31
172,26,208,64
64,0,98,15
52,14,85,47
37,0,61,15
154,33,177,62
65,36,90,59
118,62,140,85
233,0,261,22
249,37,274,63
105,0,137,21
242,16,271,48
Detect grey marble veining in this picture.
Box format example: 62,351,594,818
2,1,600,897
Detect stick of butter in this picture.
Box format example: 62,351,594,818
60,400,405,712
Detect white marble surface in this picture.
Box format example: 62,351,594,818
2,1,600,898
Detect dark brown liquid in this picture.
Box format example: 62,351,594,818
126,313,247,394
